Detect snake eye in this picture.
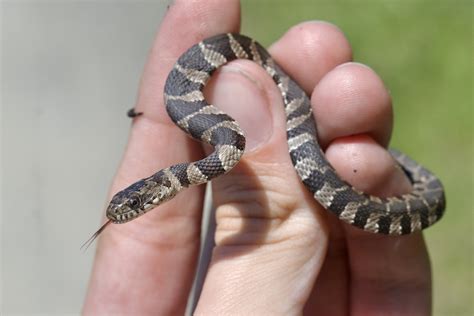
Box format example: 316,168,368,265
128,196,140,208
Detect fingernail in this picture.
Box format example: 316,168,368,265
204,65,273,151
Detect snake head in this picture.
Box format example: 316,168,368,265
106,179,148,223
106,174,177,224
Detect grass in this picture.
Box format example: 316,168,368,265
241,1,473,315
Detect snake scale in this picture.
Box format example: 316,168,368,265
91,33,445,242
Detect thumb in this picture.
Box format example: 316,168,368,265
195,60,328,314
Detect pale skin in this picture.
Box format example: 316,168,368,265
83,1,431,315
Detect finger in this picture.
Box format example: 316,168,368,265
303,214,350,316
270,24,354,315
313,63,393,149
330,138,431,316
304,63,396,315
83,1,241,314
194,21,351,315
269,21,352,94
314,63,431,315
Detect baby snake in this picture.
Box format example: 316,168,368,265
84,34,446,247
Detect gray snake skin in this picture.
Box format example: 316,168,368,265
104,33,446,236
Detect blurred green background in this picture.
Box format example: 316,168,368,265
241,1,472,315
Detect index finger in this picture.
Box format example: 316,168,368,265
83,1,241,314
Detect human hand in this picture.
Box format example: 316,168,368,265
83,1,431,315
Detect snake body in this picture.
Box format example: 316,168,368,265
106,34,445,235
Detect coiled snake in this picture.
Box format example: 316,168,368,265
84,34,446,247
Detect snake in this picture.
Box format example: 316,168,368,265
84,34,446,246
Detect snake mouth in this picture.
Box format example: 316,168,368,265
107,209,141,224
